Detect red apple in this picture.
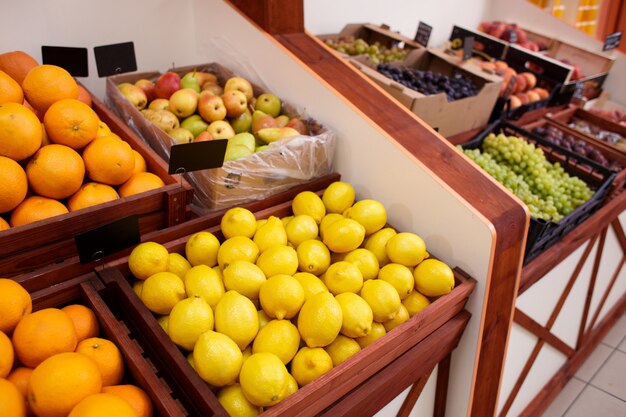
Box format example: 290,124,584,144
195,131,213,142
154,72,181,100
198,91,227,122
134,79,156,102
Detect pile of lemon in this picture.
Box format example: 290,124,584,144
128,181,455,416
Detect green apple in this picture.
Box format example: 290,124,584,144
168,88,199,118
181,114,209,138
224,144,253,161
148,98,170,111
222,90,248,118
168,127,194,144
255,93,281,117
228,132,256,153
229,109,252,133
251,110,277,134
224,76,254,101
207,120,235,140
198,91,227,122
256,127,300,144
180,71,201,93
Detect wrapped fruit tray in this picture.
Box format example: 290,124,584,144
461,120,615,263
0,92,194,280
97,185,476,417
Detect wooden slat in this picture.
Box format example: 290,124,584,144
396,368,435,417
514,309,575,357
227,0,304,35
577,228,607,348
433,353,452,417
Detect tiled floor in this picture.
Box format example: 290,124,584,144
541,314,626,417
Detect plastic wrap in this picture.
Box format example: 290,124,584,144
105,62,336,214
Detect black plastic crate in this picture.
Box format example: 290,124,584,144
462,120,615,264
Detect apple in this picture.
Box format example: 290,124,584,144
168,127,194,144
119,83,148,110
228,132,256,153
154,72,181,99
255,145,269,153
169,88,199,118
195,71,218,86
142,109,180,132
251,110,277,134
224,77,254,101
222,90,248,118
198,91,227,122
255,93,281,117
207,120,235,140
195,131,213,142
180,71,201,93
230,109,252,133
286,118,309,135
148,98,170,111
224,144,254,162
181,114,210,138
274,115,289,127
134,79,156,102
256,127,300,144
202,82,223,96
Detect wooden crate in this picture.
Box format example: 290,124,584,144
0,92,194,280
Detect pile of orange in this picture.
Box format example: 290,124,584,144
0,50,166,231
0,278,153,417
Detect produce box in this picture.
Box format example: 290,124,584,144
350,47,503,137
106,63,335,213
447,25,509,61
0,92,194,278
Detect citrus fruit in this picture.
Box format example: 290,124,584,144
259,275,304,320
323,261,363,295
360,279,401,323
193,330,243,387
413,259,455,297
296,239,331,276
217,384,262,417
290,347,333,386
324,335,361,367
75,337,124,387
168,296,214,351
60,304,99,343
0,157,27,214
343,248,380,281
131,150,147,174
0,330,14,378
12,308,77,368
96,120,111,138
0,70,23,104
252,319,300,364
128,242,169,280
292,191,326,224
0,50,39,85
257,310,271,330
67,392,137,417
319,213,344,240
294,272,328,301
140,272,186,315
255,218,267,231
253,216,287,252
223,260,266,300
386,232,427,267
118,172,165,198
10,196,68,227
101,385,153,417
217,236,259,269
285,214,319,247
364,227,397,267
22,64,79,114
0,278,32,334
183,265,224,309
0,102,42,161
344,199,387,236
0,217,9,230
26,144,85,199
335,292,373,338
67,182,119,212
283,373,298,399
402,291,431,317
322,181,355,214
0,378,26,417
297,292,342,348
322,218,365,253
214,291,259,350
378,263,415,300
28,351,102,417
82,135,135,185
355,322,387,348
43,98,99,149
239,352,289,407
383,304,410,332
166,252,191,279
256,245,298,277
157,315,169,333
7,366,33,398
76,85,92,108
132,281,144,299
221,207,257,239
186,231,221,267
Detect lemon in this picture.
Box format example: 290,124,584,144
167,252,192,279
157,315,169,333
413,259,455,297
255,219,267,231
257,309,271,330
223,260,266,300
259,275,304,320
128,242,169,280
239,352,290,407
252,319,300,364
283,373,298,398
319,213,345,240
297,292,342,347
221,207,257,239
360,279,401,322
385,232,426,267
218,236,260,269
281,215,293,228
402,291,431,317
184,265,225,309
256,245,298,277
322,181,355,214
242,346,253,364
292,191,326,224
141,271,186,315
285,214,319,247
290,347,333,386
324,335,361,366
344,199,387,235
294,272,328,301
335,292,373,338
355,322,386,348
168,296,214,351
193,330,243,387
323,261,363,295
342,248,379,281
215,291,259,350
296,239,331,276
217,384,262,417
383,304,410,332
253,216,287,252
364,227,397,267
185,231,220,267
322,218,365,253
330,251,348,264
378,263,414,300
132,281,143,298
187,352,195,370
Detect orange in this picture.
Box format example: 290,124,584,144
102,384,153,417
131,150,147,174
0,156,28,214
67,182,119,212
22,64,79,114
118,172,165,198
43,99,99,149
0,50,39,85
10,196,69,227
0,378,26,417
7,367,33,398
11,308,77,368
77,85,92,108
26,144,85,199
83,135,135,185
0,102,42,161
95,121,111,138
28,352,102,417
0,217,9,230
40,122,50,146
75,337,124,387
68,393,136,417
0,278,32,334
60,304,100,342
0,330,14,378
0,70,24,104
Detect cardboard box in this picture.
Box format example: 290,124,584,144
447,25,509,61
350,48,503,136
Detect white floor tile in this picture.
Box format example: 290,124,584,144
564,385,626,417
590,349,626,400
540,378,586,417
575,343,614,382
602,315,626,348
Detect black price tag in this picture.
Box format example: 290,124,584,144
41,46,89,77
414,21,433,47
462,36,475,61
603,32,622,51
75,215,140,264
572,80,585,100
93,42,137,77
168,139,228,174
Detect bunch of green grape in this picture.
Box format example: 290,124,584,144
459,133,594,222
323,38,409,65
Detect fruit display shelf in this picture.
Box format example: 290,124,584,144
0,91,194,280
29,272,188,417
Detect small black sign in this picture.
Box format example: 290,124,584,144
41,46,89,77
414,21,433,47
603,32,622,51
168,139,228,175
75,215,140,264
93,42,137,77
449,26,507,61
572,80,585,100
462,36,475,61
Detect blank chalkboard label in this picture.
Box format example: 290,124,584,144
414,21,433,47
41,46,89,77
94,42,137,77
75,215,140,264
603,32,622,51
462,36,475,61
168,139,228,174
